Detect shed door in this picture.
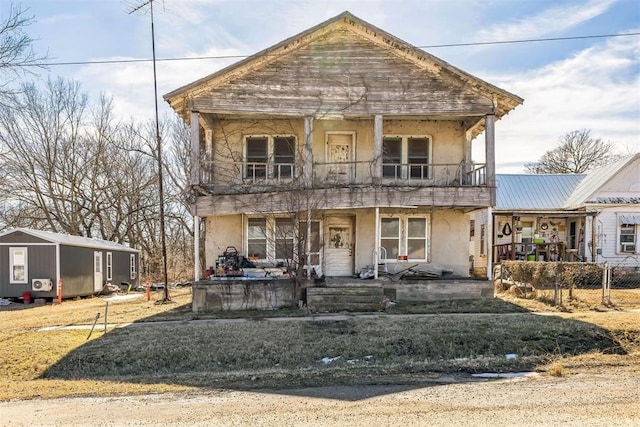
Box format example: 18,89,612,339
327,133,354,184
324,216,354,276
94,251,103,292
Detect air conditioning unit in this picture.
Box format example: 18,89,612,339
32,278,53,292
621,243,636,253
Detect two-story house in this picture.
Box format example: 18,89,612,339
164,11,522,281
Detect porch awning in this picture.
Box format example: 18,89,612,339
619,214,640,225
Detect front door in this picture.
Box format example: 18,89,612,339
327,133,354,184
94,251,103,292
324,216,354,276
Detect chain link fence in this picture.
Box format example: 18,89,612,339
496,260,640,308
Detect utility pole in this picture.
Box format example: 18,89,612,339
128,0,170,302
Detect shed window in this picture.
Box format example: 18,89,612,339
9,247,28,284
130,254,137,280
106,252,113,281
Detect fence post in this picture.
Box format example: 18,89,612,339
602,262,611,305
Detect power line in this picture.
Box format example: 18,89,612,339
26,31,640,68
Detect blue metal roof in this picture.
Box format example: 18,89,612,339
495,174,586,210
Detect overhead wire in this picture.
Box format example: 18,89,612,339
23,31,640,68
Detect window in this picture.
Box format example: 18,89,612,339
480,224,486,255
275,218,294,259
248,218,267,259
382,137,402,178
619,224,637,253
245,135,296,180
382,135,431,180
469,219,475,240
273,136,295,178
9,247,28,283
106,252,113,281
381,218,400,259
130,254,137,280
380,215,429,261
245,136,268,179
304,221,321,266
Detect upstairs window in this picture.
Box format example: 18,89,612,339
245,135,296,181
273,136,295,179
382,136,431,180
245,136,268,179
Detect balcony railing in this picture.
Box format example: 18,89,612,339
199,161,486,194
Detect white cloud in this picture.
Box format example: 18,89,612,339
478,0,617,40
484,32,640,172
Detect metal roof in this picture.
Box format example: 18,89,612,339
564,153,640,208
495,174,586,210
0,228,139,252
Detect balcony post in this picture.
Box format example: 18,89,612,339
190,111,200,186
485,113,496,203
373,115,383,184
304,116,314,187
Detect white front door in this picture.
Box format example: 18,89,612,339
94,251,103,292
324,216,354,276
327,133,354,184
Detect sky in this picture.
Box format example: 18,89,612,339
6,0,640,172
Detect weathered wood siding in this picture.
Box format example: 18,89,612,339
396,280,493,301
191,29,494,117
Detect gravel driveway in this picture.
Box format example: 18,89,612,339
2,369,639,426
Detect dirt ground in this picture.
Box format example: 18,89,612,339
2,368,639,426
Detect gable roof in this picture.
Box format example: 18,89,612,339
0,228,139,252
164,11,522,133
563,153,640,208
495,174,586,211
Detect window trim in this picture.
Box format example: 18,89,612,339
9,247,28,284
245,215,298,263
106,252,113,282
618,223,637,254
243,134,297,180
130,254,137,280
382,134,432,180
379,214,430,262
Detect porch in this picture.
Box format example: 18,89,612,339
198,161,487,195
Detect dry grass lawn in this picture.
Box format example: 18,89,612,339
1,287,639,400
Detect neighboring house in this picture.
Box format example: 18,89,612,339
0,228,140,299
164,11,522,281
470,153,640,276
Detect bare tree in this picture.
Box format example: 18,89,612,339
525,129,621,174
0,3,47,101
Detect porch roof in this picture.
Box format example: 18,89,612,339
495,174,585,211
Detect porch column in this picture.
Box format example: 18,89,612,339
374,207,380,279
190,111,200,186
487,207,493,280
194,215,200,281
484,113,496,204
591,213,597,262
304,117,314,187
373,115,383,184
464,130,473,184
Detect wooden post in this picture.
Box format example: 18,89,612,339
373,115,383,184
304,117,314,187
485,113,496,203
57,278,62,305
190,111,200,186
194,215,200,282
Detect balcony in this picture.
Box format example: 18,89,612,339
199,161,487,195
